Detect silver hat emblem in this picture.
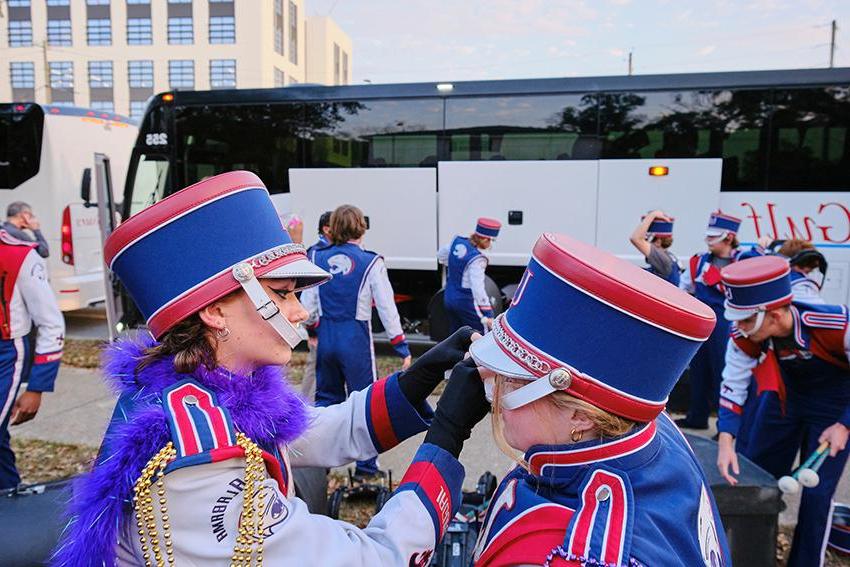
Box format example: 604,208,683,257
548,368,572,390
232,262,255,282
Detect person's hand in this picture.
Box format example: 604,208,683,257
401,355,412,371
646,209,671,222
423,358,491,457
397,326,480,406
757,235,773,250
482,317,493,331
10,391,42,425
820,423,850,457
716,432,739,486
24,214,40,231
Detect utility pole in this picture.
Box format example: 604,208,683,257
628,51,633,76
830,19,837,68
41,41,52,104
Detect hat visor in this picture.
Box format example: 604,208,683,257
724,303,758,321
469,331,534,380
260,257,331,291
705,228,727,237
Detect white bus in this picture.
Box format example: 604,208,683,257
0,103,138,311
120,68,850,336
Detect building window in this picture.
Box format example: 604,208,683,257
47,0,70,5
128,60,153,87
49,61,74,91
86,0,110,5
10,62,36,88
333,43,340,85
288,1,297,64
47,19,72,46
129,100,147,119
168,60,194,88
88,61,113,87
127,18,152,44
126,0,149,3
87,19,112,45
210,59,236,89
168,0,191,3
90,100,115,113
168,17,193,44
342,51,348,85
209,15,234,43
8,21,33,47
274,68,284,87
8,1,31,6
289,76,298,85
274,0,283,55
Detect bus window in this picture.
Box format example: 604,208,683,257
128,153,170,216
445,94,597,161
0,105,44,190
303,99,443,167
174,103,304,193
715,90,771,190
768,87,850,191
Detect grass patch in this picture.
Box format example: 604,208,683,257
11,438,98,484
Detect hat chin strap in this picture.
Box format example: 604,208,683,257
500,368,572,410
232,262,303,349
737,310,766,339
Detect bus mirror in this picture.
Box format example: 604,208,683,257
81,168,92,206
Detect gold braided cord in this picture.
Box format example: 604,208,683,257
132,433,268,567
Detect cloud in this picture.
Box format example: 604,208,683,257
698,45,717,56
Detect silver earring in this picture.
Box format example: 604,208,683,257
216,327,231,341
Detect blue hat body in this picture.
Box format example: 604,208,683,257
475,217,501,239
707,211,742,235
720,256,793,321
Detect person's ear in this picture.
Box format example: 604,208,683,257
571,409,596,433
198,300,228,331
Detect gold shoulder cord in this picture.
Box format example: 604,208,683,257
133,432,268,566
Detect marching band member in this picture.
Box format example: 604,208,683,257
716,255,850,567
300,210,333,403
439,218,501,334
628,209,680,285
469,232,730,567
677,211,764,430
778,239,827,305
0,231,64,489
300,204,410,477
52,172,478,566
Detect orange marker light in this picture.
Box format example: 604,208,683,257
649,166,669,177
162,93,175,102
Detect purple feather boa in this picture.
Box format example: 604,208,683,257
50,334,308,567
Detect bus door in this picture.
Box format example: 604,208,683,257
437,160,600,266
288,168,438,270
596,158,723,265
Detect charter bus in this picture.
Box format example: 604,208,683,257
122,68,850,336
0,103,138,311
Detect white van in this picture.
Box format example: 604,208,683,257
0,103,138,310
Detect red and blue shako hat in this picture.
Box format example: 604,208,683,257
721,255,792,325
470,233,716,421
104,171,330,343
645,216,674,238
706,211,742,238
475,217,502,239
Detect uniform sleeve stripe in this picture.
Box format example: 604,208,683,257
365,373,431,452
365,378,400,452
719,398,743,415
34,351,62,364
390,334,406,345
395,444,464,542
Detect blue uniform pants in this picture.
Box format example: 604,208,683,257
743,384,850,567
315,319,379,475
444,296,485,335
684,306,728,427
0,337,31,489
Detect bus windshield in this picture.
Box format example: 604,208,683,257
0,104,44,190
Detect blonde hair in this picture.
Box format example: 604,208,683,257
469,233,491,249
491,375,637,470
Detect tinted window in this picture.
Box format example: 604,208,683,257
303,99,443,167
769,87,850,190
0,104,43,189
174,103,304,193
599,89,769,189
445,94,599,161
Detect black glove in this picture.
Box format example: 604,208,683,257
397,326,476,406
424,358,491,458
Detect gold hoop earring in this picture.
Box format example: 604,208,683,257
570,428,583,443
216,327,231,342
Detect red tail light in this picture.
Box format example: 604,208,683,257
61,206,73,265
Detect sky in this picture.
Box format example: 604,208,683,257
307,0,850,85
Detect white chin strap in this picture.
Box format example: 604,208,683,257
232,262,303,349
737,310,766,339
705,232,728,246
500,368,573,410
